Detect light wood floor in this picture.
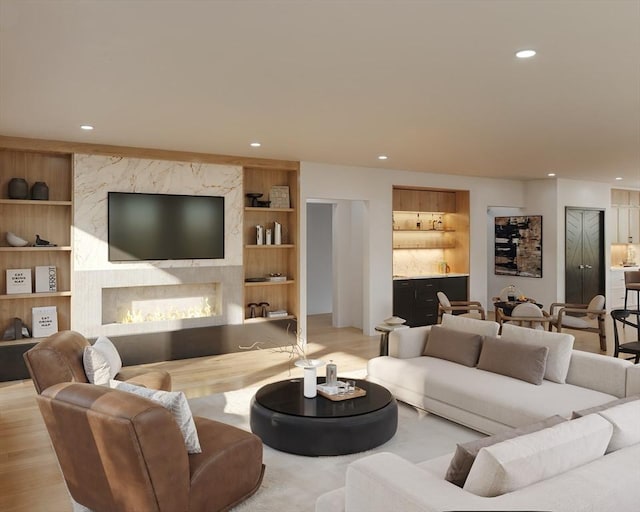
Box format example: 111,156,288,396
0,313,633,512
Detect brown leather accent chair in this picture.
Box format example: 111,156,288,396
37,382,265,512
23,330,171,394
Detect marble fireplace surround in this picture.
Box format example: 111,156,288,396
72,154,245,338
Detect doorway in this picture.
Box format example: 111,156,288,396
565,208,605,303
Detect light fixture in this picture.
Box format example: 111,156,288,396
547,173,556,177
250,142,261,148
378,155,388,160
80,125,94,131
515,49,536,59
615,177,623,181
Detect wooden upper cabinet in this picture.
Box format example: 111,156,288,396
393,188,456,213
612,189,640,206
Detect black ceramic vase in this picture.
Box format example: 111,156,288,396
8,178,29,199
31,181,49,200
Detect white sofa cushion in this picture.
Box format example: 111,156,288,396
441,314,499,337
463,414,613,497
566,350,632,398
596,399,640,452
423,325,483,367
501,323,574,383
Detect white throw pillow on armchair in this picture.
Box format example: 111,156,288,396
83,336,123,385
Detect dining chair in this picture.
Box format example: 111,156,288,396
611,309,640,363
436,291,486,323
548,295,607,351
496,302,552,333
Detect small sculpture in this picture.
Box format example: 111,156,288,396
246,193,263,207
2,318,31,340
259,302,270,317
248,303,258,318
35,234,56,247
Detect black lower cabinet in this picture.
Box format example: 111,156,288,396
393,276,468,327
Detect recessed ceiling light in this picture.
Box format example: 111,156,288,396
80,124,94,131
250,142,261,148
515,49,536,59
615,177,623,181
547,173,556,177
378,155,388,160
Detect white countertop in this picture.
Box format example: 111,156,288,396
611,266,640,271
393,273,469,280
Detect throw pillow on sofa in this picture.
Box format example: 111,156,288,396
422,325,483,367
477,336,549,385
463,414,613,497
83,336,122,385
441,314,499,337
500,323,574,383
445,414,566,487
110,380,202,454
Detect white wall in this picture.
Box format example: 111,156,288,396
300,161,525,335
306,203,333,314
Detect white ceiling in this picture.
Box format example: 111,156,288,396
1,0,639,187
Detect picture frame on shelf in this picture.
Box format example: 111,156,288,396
35,266,57,293
269,186,290,208
32,306,58,338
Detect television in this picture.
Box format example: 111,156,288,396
108,192,225,261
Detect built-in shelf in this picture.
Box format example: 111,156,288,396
245,207,295,213
245,244,295,249
0,291,72,300
244,280,295,287
0,199,72,206
0,337,41,347
244,314,296,324
0,246,72,252
393,229,455,233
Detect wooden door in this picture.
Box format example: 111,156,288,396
565,208,605,304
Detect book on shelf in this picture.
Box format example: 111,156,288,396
6,269,32,294
266,309,288,318
35,266,57,293
32,306,58,338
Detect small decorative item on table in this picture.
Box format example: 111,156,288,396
294,359,325,398
316,381,367,401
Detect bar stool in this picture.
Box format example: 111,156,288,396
624,271,640,310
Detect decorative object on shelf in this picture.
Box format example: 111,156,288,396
256,200,271,208
30,181,49,200
34,234,57,247
247,302,258,318
495,215,543,278
6,231,29,247
267,273,286,282
245,277,268,283
246,192,263,207
265,228,272,245
35,265,57,293
274,221,282,245
269,185,290,208
259,301,270,317
295,358,325,398
6,268,32,294
256,225,264,245
266,309,288,318
8,178,28,199
416,213,422,230
31,306,58,338
438,261,450,274
2,317,31,341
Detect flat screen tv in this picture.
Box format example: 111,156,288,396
108,192,225,261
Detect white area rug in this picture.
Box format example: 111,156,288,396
188,378,483,512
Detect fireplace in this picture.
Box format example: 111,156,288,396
102,283,221,326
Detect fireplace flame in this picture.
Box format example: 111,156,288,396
121,297,213,324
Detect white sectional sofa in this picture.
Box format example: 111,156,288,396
316,314,640,512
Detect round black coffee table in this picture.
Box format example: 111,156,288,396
250,378,397,456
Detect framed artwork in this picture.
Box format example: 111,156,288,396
494,215,542,278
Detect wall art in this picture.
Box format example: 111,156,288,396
495,215,542,278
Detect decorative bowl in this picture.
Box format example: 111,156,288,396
6,231,29,247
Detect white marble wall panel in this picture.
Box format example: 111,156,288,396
393,249,444,277
72,154,244,336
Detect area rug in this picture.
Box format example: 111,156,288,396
188,380,483,512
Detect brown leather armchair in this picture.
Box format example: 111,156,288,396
23,330,171,394
37,382,264,512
